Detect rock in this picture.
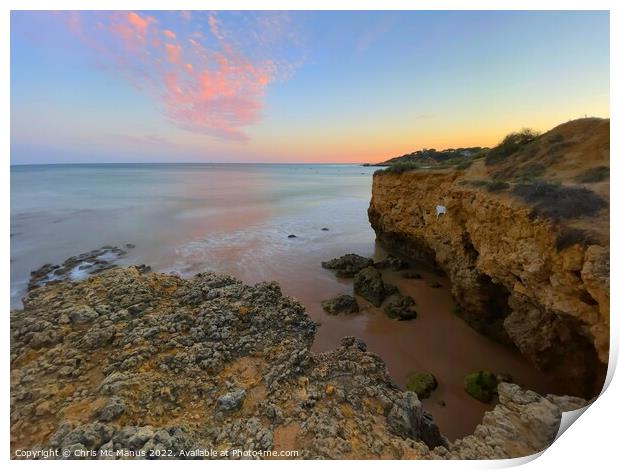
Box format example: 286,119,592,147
321,294,359,315
353,266,387,306
384,283,399,296
402,272,422,279
287,234,297,239
216,388,246,412
125,243,136,249
69,306,99,324
464,371,499,403
340,336,367,352
405,372,437,399
321,253,374,278
374,255,410,270
35,401,52,416
434,383,586,459
387,392,446,449
384,294,417,320
97,397,126,422
26,246,127,291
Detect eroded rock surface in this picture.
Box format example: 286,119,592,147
11,267,585,459
431,383,586,459
27,246,131,291
321,254,374,278
321,294,359,315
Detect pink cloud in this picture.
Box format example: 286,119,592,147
127,12,153,37
59,11,300,142
165,43,182,64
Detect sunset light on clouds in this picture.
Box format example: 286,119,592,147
11,11,609,163
59,11,295,141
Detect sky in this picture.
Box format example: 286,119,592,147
10,10,610,164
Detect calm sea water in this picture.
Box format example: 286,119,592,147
10,163,561,440
10,164,376,307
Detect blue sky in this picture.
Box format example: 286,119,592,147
11,10,609,163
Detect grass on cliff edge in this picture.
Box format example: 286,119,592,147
374,161,420,174
512,181,606,221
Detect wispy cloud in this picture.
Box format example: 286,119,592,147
59,11,301,141
356,14,399,54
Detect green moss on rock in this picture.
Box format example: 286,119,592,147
405,372,438,399
464,371,498,403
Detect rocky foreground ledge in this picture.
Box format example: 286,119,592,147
11,267,584,459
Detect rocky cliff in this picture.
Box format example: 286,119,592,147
368,118,610,398
11,267,583,459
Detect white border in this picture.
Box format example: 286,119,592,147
3,1,617,469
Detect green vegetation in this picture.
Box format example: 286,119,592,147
574,166,610,183
485,128,540,166
555,227,597,251
462,179,509,192
455,159,473,170
464,371,498,403
486,180,510,192
405,372,438,399
375,161,420,175
517,163,545,182
513,181,607,220
377,146,487,170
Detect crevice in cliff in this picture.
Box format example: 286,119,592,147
461,232,478,265
453,274,514,346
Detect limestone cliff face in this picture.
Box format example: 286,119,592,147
368,119,609,398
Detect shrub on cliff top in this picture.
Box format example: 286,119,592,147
455,159,473,170
574,166,610,183
513,181,607,220
486,180,510,192
375,161,420,175
485,128,540,166
555,227,597,251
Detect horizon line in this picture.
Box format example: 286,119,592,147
10,162,371,166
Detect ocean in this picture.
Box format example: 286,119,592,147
11,164,376,306
10,163,559,439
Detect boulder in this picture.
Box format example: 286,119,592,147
216,388,246,412
69,306,99,324
353,267,387,307
384,294,417,320
321,253,374,278
97,397,126,422
321,294,359,315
